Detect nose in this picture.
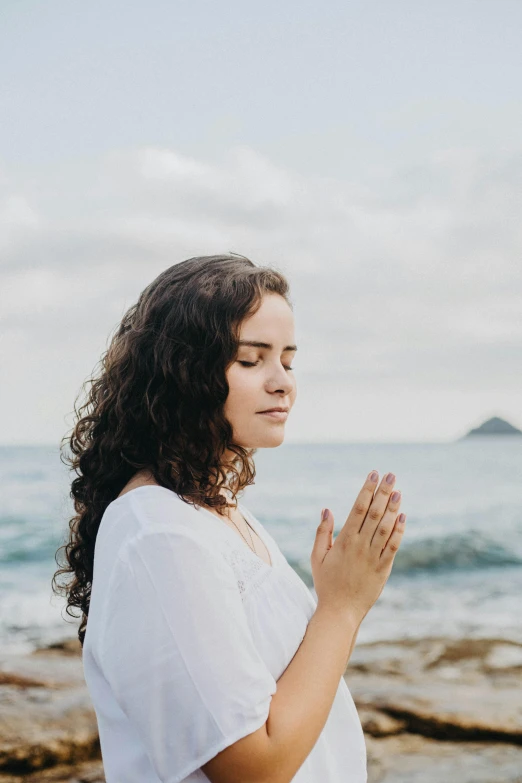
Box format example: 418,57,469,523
268,365,294,395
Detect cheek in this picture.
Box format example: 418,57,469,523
226,367,256,402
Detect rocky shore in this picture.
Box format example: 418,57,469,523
1,634,521,782
347,636,522,781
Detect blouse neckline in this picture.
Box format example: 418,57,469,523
197,500,275,571
110,484,277,571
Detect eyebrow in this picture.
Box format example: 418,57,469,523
238,340,298,352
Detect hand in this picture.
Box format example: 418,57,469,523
310,470,406,625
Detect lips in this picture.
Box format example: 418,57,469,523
257,410,289,421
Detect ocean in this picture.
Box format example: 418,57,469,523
1,438,521,656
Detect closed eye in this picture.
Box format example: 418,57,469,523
238,361,294,371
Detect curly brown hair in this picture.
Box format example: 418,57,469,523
52,253,292,647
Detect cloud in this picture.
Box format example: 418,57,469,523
1,144,521,442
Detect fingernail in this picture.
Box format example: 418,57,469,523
386,473,395,484
369,471,378,482
322,508,329,521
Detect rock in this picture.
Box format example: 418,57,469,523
485,643,522,670
365,733,522,783
2,634,522,781
358,708,408,737
31,639,83,658
345,636,522,743
0,641,100,776
463,416,522,437
0,758,105,782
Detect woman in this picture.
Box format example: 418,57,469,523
53,253,405,783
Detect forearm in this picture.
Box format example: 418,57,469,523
264,604,360,783
346,616,362,663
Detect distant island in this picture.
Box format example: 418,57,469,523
463,416,522,438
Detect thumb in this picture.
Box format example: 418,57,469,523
314,507,333,561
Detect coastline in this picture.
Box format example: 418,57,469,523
0,634,521,782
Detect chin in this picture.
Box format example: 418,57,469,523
237,431,286,449
255,431,286,448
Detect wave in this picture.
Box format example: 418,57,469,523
391,530,522,573
288,530,522,585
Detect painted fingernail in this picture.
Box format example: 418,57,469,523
370,471,378,482
386,473,395,484
391,491,401,502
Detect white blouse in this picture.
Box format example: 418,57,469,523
82,485,367,782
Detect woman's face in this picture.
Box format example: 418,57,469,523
224,293,297,450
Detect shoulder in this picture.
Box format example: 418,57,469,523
109,485,204,533
111,486,232,570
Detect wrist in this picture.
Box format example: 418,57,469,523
315,601,363,631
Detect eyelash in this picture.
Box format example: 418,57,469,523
239,361,294,371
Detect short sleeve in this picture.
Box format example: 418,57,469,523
99,525,277,783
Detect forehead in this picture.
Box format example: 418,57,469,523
240,293,294,331
238,295,295,348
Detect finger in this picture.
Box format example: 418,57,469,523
368,489,402,552
378,513,406,566
358,472,397,538
311,507,334,566
336,470,380,547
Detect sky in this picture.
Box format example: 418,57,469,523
1,0,521,445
